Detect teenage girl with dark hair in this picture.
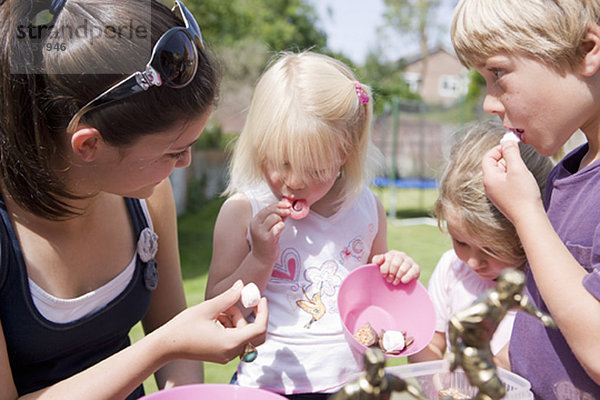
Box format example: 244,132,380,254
0,1,267,399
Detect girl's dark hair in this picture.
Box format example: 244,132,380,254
0,0,219,219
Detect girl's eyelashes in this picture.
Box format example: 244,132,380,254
168,149,188,160
308,168,334,180
272,161,335,182
453,238,468,248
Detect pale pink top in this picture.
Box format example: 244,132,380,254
428,249,516,355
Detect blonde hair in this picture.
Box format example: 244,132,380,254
451,0,600,72
436,120,554,266
226,51,381,203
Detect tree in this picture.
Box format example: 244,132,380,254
359,50,419,115
184,0,329,136
463,69,486,120
381,0,444,97
187,0,326,54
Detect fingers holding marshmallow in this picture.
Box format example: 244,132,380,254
241,282,261,308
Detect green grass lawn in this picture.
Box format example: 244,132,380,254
132,187,451,393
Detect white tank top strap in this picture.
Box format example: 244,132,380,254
29,199,153,323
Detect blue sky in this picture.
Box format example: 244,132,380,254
309,0,455,64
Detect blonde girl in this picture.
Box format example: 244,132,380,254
408,121,553,369
206,51,420,399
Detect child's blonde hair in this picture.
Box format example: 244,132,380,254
225,51,381,203
436,120,554,266
451,0,600,72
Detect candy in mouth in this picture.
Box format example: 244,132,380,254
500,128,522,144
283,197,310,220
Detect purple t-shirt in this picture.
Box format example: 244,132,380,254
510,144,600,399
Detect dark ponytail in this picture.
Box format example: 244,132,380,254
0,0,79,217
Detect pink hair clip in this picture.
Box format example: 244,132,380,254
355,81,369,105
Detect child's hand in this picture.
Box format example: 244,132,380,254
249,201,291,265
482,141,544,224
372,250,420,285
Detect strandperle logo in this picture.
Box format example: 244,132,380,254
9,0,152,74
16,18,149,43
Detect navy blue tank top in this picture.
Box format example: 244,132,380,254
0,196,156,398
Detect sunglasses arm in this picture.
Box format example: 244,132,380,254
66,66,162,134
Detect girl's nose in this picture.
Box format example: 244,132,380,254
175,150,192,168
466,249,485,270
466,255,481,269
284,172,305,191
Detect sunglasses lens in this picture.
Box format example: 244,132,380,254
175,1,203,48
152,29,197,88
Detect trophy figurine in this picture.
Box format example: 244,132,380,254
447,269,556,400
329,346,427,400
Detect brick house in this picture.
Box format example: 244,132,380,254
403,46,468,105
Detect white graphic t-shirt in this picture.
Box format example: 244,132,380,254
237,183,379,394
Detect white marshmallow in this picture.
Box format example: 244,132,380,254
241,282,261,308
380,330,405,353
500,129,521,144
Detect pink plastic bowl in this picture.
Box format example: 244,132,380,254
338,263,436,357
139,384,287,399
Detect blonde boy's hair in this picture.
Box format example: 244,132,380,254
451,0,600,72
225,51,381,202
436,120,554,266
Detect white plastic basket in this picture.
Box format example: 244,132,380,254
386,360,533,400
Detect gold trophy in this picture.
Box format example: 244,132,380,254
329,346,427,400
447,269,556,400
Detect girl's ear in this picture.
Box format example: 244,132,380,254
71,127,103,162
580,23,600,76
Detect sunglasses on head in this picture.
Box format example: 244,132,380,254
66,0,203,134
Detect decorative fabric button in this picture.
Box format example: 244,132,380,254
144,259,159,291
137,228,159,290
137,228,158,262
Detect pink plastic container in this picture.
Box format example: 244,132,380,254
338,263,436,357
139,384,287,399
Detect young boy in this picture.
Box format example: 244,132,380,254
451,1,600,399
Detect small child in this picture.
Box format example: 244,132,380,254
408,121,553,370
206,51,421,399
452,1,600,397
